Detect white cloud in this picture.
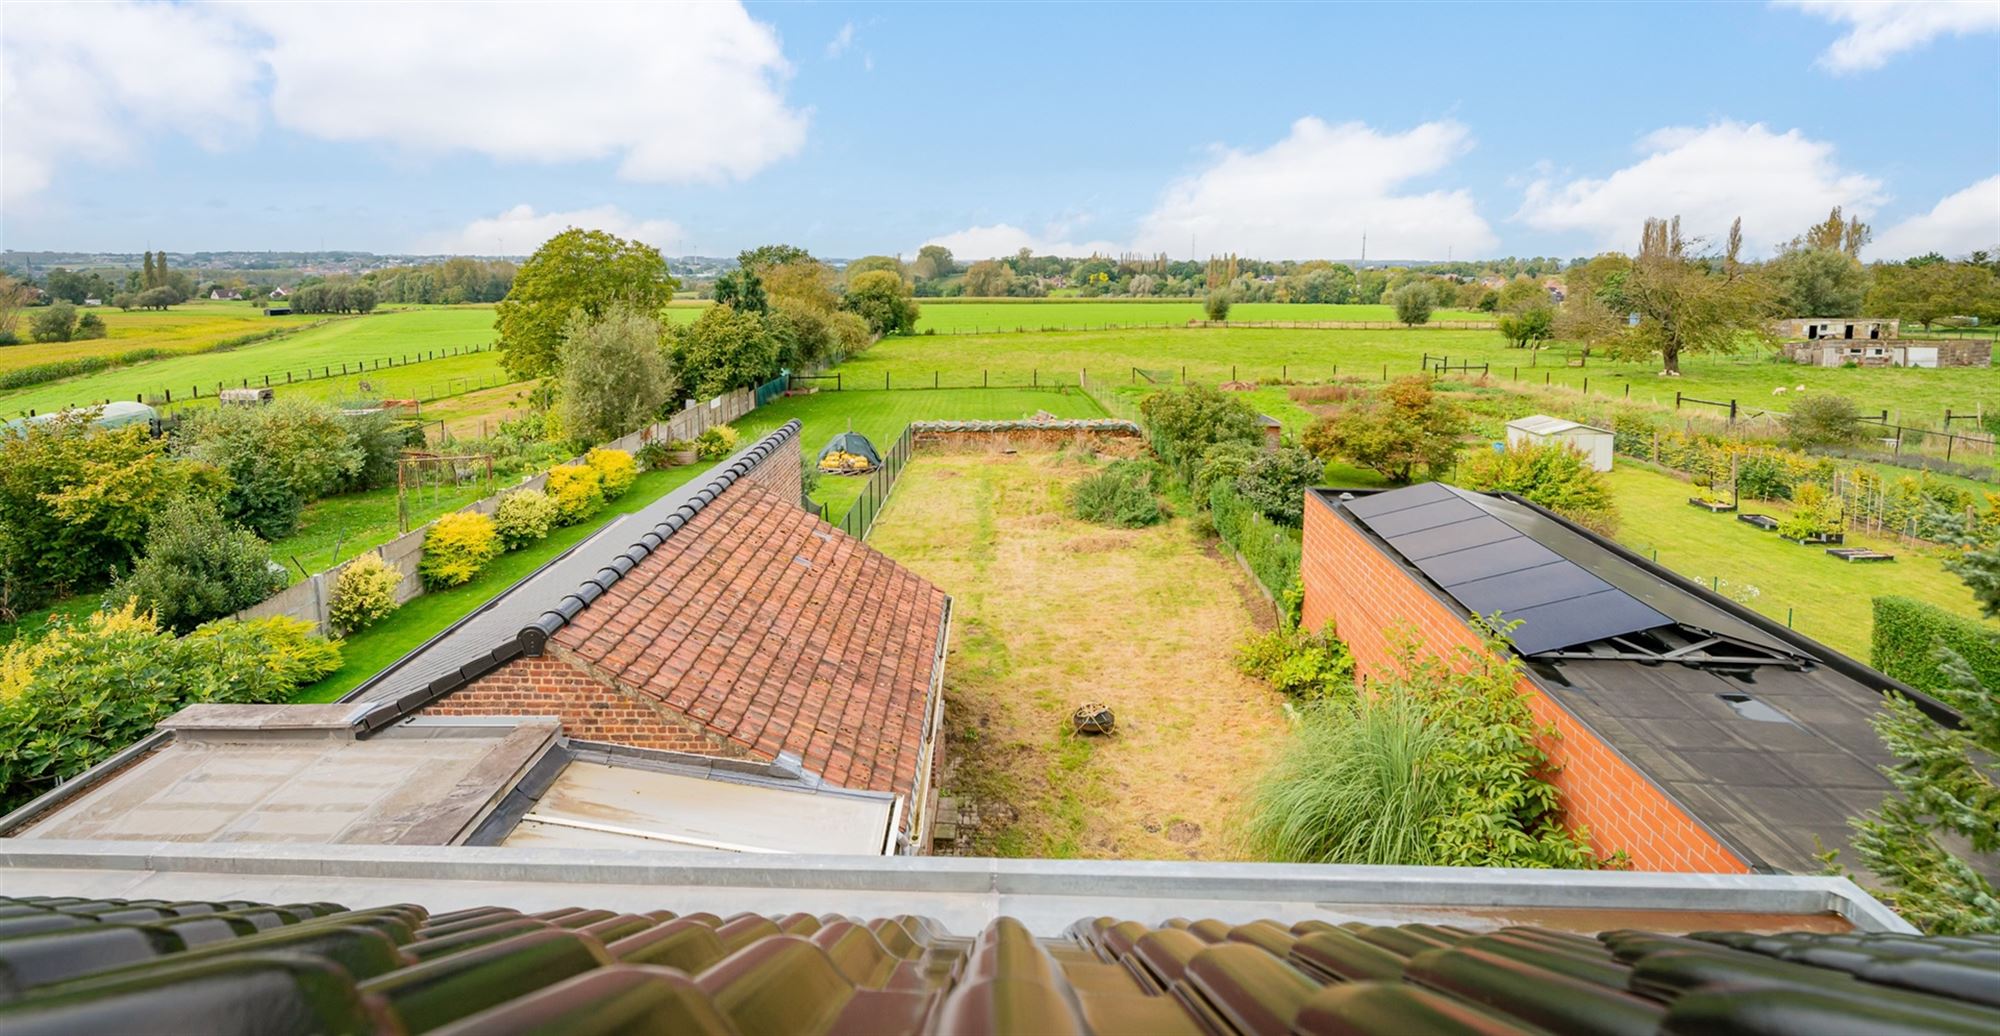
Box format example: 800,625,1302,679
1778,0,2000,73
1515,121,1886,253
826,22,855,59
921,223,1122,259
247,3,805,183
0,2,806,205
1870,175,2000,258
1,2,262,204
416,204,685,256
1130,118,1496,259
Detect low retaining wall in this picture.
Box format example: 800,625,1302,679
909,419,1144,455
238,388,759,636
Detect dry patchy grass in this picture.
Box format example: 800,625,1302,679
868,452,1287,860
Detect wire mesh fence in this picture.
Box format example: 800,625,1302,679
828,424,916,540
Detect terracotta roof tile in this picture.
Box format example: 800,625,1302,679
551,482,948,798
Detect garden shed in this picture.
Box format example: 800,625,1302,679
1505,414,1614,471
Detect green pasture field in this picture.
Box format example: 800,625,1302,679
837,326,2000,429
912,298,1488,333
293,464,713,703
1,306,499,416
732,387,1107,517
1603,461,1989,661
0,300,350,375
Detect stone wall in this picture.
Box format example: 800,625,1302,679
910,419,1145,456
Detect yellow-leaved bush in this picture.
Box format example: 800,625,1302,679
586,448,638,500
493,488,559,550
329,553,403,635
419,511,502,589
545,463,605,526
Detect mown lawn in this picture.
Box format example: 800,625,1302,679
837,326,2000,427
264,478,503,581
911,298,1490,333
732,386,1108,516
293,463,711,703
4,306,500,415
1604,461,1992,662
869,453,1286,859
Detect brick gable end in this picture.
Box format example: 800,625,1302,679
419,651,750,758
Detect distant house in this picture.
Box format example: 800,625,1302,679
269,286,290,298
209,289,243,301
1782,339,1990,369
81,297,102,307
1775,317,1898,341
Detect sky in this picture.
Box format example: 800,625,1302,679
2,1,1997,263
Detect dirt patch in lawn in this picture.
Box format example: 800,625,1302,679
868,452,1288,861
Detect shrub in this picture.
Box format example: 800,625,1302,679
1735,453,1795,500
1235,446,1326,526
694,425,740,462
1210,479,1302,604
544,464,606,526
1139,384,1262,481
1456,440,1618,534
107,496,284,634
73,313,107,340
0,604,340,812
1235,623,1355,700
1784,392,1868,448
1392,285,1434,326
1304,376,1466,483
419,511,501,589
1777,482,1842,540
329,553,402,635
1071,461,1162,528
493,488,559,549
636,441,671,471
174,400,366,538
1871,596,2000,694
1246,697,1448,865
559,305,673,445
1204,291,1232,321
586,448,637,499
183,615,343,693
29,302,76,343
1192,442,1260,504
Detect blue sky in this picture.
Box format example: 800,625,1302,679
3,1,1996,261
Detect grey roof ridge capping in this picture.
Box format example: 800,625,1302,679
353,420,801,734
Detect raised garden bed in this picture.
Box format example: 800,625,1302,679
1688,498,1736,513
1781,531,1845,545
1737,514,1778,531
1827,547,1894,563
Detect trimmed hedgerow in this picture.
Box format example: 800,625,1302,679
1210,479,1302,605
1872,595,2000,694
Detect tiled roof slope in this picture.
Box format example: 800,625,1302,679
551,479,948,796
3,896,1998,1033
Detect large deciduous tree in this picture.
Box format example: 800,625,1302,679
667,304,780,401
842,269,919,335
495,229,677,380
737,244,813,273
1769,247,1869,317
1575,216,1771,375
710,268,767,315
1866,261,2000,330
912,245,956,281
557,304,673,446
961,260,1014,297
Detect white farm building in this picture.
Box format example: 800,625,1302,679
1505,414,1614,472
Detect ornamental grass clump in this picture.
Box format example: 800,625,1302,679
418,511,501,589
1245,621,1612,869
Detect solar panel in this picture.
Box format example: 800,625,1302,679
1343,483,1674,655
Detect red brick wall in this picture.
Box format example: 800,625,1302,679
743,436,803,505
1301,494,1750,874
421,651,750,758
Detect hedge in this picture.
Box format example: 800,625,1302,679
1211,479,1302,604
1871,595,2000,694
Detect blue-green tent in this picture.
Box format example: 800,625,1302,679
817,431,882,466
